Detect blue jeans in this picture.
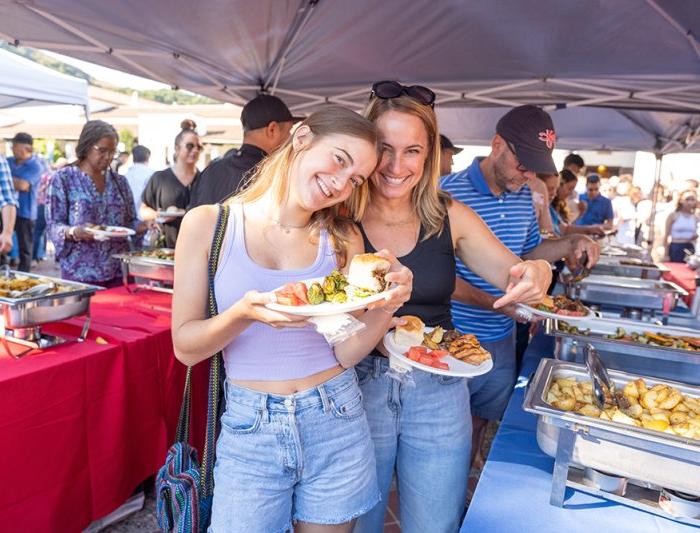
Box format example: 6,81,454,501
354,356,472,533
469,333,517,421
33,204,46,261
209,369,379,533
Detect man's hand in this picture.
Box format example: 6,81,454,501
564,235,600,270
0,231,12,253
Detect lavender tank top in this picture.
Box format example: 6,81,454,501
214,203,339,381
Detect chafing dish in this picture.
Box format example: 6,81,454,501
113,249,174,293
524,358,700,525
565,274,687,312
591,256,669,280
546,316,700,385
0,271,100,329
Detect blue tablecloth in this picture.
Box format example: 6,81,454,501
461,333,699,532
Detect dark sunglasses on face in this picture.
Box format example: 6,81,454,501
370,80,436,108
185,142,203,151
505,140,528,173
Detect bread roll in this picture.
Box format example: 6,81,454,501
347,253,391,292
393,315,425,347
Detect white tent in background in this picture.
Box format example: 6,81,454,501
0,47,88,111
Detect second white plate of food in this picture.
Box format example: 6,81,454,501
86,225,136,238
516,295,595,321
383,327,493,378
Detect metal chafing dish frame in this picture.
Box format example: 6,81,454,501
591,256,669,280
565,274,687,312
545,316,700,384
113,250,174,294
524,358,700,526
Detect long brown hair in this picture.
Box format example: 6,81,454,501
352,95,450,240
232,106,378,268
554,169,578,223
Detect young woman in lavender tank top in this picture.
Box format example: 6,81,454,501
172,107,413,533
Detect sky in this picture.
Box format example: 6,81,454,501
44,50,169,90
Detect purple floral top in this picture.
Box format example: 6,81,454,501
46,165,139,283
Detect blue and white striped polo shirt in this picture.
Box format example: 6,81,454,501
441,158,541,342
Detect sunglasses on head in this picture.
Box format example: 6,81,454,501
370,80,436,108
185,142,203,151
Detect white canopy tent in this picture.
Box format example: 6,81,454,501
0,0,698,153
0,47,88,111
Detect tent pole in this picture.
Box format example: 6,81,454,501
646,153,663,252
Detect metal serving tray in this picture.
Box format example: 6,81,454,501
114,250,174,290
523,358,700,500
565,274,687,311
546,316,700,385
591,256,669,280
0,272,101,328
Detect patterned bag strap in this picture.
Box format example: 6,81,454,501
173,204,230,481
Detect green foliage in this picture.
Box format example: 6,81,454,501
110,86,220,105
119,129,136,151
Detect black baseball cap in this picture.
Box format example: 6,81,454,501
11,132,33,145
439,134,462,154
241,94,304,131
495,105,557,174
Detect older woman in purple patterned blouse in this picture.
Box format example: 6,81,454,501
46,120,149,286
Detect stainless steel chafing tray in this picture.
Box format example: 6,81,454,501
591,256,669,280
546,316,700,385
0,272,101,329
114,249,174,292
523,358,700,520
565,274,687,311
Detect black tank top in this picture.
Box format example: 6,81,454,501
359,216,455,329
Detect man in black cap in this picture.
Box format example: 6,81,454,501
188,94,303,208
441,105,600,470
439,134,462,176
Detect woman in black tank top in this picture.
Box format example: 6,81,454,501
350,87,552,533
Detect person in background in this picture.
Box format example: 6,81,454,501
563,153,586,222
8,132,42,271
577,173,614,227
125,145,153,214
112,150,130,173
31,156,52,263
46,120,149,286
140,120,200,248
442,106,600,484
664,189,699,262
0,154,18,257
439,134,462,176
187,94,302,208
539,170,606,237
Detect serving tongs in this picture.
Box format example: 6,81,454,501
8,282,56,299
560,251,591,284
585,343,621,410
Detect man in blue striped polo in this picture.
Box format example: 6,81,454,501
441,105,600,468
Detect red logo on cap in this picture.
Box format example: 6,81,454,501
538,129,556,150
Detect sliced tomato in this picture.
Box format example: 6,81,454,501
406,346,426,360
430,350,449,359
432,361,449,370
291,282,310,305
406,350,422,362
275,283,301,306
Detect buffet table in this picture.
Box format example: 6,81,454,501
0,287,204,533
662,262,697,307
461,332,699,532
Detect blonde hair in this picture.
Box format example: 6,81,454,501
232,106,378,268
349,95,450,240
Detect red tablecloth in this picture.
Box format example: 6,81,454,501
662,261,698,306
0,286,208,533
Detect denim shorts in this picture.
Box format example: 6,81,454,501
469,332,516,420
208,369,380,533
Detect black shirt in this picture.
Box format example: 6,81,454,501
187,144,267,208
359,217,456,329
141,167,198,248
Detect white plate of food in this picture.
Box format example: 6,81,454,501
85,225,136,238
266,254,392,317
156,207,186,218
516,295,595,321
382,316,493,378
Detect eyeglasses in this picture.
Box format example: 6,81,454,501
370,80,436,108
92,145,116,158
185,142,204,151
505,140,528,173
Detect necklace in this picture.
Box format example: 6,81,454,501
270,218,311,234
